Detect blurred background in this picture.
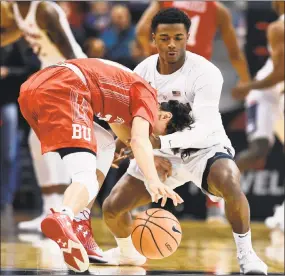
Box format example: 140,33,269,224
0,0,283,223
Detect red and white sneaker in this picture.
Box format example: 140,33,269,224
73,210,107,263
41,209,89,272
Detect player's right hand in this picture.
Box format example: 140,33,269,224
154,156,172,182
147,180,184,207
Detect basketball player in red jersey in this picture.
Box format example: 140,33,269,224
1,0,112,264
18,58,191,272
136,1,251,222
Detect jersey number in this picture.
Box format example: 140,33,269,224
187,15,200,47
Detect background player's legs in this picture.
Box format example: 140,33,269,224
235,138,270,173
18,129,70,231
206,158,267,274
236,100,275,173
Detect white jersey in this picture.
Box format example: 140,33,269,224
134,51,232,151
12,1,86,69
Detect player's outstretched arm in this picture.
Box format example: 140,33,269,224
136,1,160,57
131,116,183,207
217,2,251,85
38,2,86,59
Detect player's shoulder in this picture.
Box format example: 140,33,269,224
37,1,64,20
185,51,222,78
133,54,159,75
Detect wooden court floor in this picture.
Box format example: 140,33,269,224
1,213,284,275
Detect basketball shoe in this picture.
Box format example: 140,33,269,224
41,209,89,272
238,249,268,275
72,209,107,263
103,247,146,266
265,202,284,232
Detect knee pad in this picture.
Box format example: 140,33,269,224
62,152,99,203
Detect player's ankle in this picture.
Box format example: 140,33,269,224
60,206,74,221
115,236,138,255
233,229,253,254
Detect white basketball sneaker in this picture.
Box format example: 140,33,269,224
18,213,46,232
103,247,146,266
18,194,63,232
265,203,284,232
238,249,268,275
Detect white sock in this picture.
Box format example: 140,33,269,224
233,230,253,256
115,236,138,256
74,208,90,221
60,206,74,220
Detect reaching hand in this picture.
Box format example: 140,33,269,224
154,156,172,182
146,180,183,207
112,147,133,168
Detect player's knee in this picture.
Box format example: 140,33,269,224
60,151,99,204
248,138,271,159
102,192,123,221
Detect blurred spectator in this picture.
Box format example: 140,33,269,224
100,4,136,67
0,38,41,211
58,1,89,47
84,38,106,58
84,1,111,37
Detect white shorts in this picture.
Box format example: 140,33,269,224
29,122,115,187
245,58,284,144
127,144,235,202
246,89,283,145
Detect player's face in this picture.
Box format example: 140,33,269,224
152,110,173,135
152,23,189,64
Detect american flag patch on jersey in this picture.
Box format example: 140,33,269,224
172,91,181,96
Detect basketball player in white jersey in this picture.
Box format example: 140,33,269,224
101,8,267,274
233,1,284,233
6,1,111,263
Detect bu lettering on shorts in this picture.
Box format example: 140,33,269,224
70,90,91,141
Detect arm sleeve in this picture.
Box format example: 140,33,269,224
159,66,224,149
130,82,158,133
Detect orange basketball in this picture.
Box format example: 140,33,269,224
131,208,182,259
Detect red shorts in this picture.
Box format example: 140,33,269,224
18,66,97,154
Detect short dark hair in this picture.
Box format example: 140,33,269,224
160,100,194,156
151,8,191,33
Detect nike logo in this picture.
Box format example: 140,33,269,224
172,225,181,234
238,233,248,238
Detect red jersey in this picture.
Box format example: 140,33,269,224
160,1,218,60
19,58,158,154
67,58,158,129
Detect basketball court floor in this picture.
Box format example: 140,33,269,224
1,213,284,275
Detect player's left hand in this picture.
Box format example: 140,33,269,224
111,147,133,168
232,82,251,100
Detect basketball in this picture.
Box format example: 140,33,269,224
131,208,182,259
